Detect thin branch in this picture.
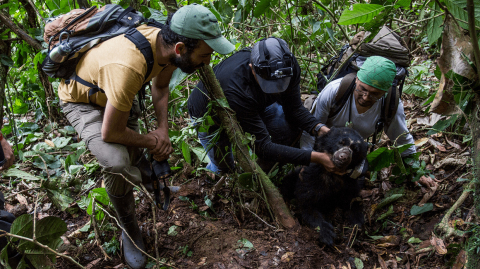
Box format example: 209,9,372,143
0,11,42,51
312,0,349,42
95,203,176,268
27,0,45,22
242,204,276,229
140,184,160,264
92,201,111,260
0,230,85,269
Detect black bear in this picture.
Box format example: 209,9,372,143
281,127,368,246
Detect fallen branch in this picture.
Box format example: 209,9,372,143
140,184,160,265
0,230,85,269
91,202,111,260
437,181,473,238
242,204,276,229
95,202,176,268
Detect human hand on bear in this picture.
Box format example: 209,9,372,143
311,151,347,175
317,125,330,137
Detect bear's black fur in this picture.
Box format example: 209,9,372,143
281,127,368,246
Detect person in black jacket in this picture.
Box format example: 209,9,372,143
188,37,336,174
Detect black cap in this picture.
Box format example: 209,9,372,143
251,37,293,93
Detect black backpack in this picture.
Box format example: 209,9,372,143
41,4,163,109
314,26,410,148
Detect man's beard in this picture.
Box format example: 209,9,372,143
170,51,204,74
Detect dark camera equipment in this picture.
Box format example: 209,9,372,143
253,37,294,80
151,159,171,211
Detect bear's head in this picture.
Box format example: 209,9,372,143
314,127,368,171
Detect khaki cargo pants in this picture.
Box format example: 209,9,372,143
61,100,146,196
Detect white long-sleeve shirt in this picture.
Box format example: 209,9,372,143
300,78,416,156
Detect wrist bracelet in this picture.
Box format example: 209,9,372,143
313,123,325,135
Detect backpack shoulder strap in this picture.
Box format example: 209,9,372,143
124,27,154,82
329,72,357,118
383,85,400,128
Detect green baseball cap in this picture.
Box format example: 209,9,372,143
357,56,396,92
170,4,235,55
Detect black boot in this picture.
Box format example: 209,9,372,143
108,191,147,269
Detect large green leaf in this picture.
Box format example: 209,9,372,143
444,0,480,29
87,188,110,221
253,0,271,18
10,215,66,254
0,54,14,67
2,168,42,181
169,69,188,91
403,84,429,98
395,0,411,8
52,137,71,148
427,2,443,45
377,194,403,209
181,141,192,165
367,147,395,171
410,203,433,215
10,215,34,241
12,98,28,114
338,4,385,25
191,147,210,164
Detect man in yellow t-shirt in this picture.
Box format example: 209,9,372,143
58,4,234,268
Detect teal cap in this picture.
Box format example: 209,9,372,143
357,56,396,92
170,4,235,55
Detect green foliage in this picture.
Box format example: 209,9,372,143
367,143,412,172
1,214,67,268
444,0,480,29
410,203,433,215
102,236,120,255
426,2,443,45
338,4,385,25
87,188,111,222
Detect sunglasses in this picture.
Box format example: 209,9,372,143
354,87,385,101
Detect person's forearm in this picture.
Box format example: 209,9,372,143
103,125,157,149
152,85,169,130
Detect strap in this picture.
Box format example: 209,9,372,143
124,27,155,111
371,98,385,153
259,38,268,63
329,72,357,119
124,28,154,82
146,19,164,28
68,74,105,104
117,6,134,22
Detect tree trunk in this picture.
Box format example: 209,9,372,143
76,0,89,9
198,65,297,229
17,0,56,120
160,0,178,13
466,1,480,267
129,0,141,11
0,11,42,51
0,39,10,130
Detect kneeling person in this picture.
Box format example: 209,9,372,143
301,56,416,157
188,37,337,174
58,5,234,268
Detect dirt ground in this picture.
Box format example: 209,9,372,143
48,153,470,269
